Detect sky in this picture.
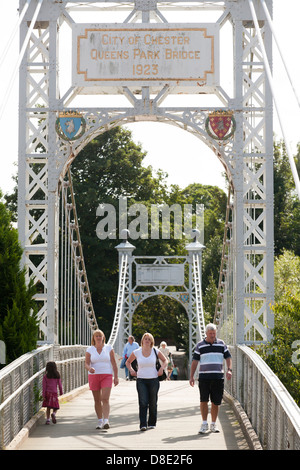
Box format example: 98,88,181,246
0,1,299,197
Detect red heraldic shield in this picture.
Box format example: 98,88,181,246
208,113,233,139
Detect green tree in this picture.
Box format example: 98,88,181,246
179,183,227,320
70,127,229,340
4,126,228,347
70,126,184,336
273,140,300,256
0,192,38,364
255,140,300,404
180,183,227,243
202,273,218,324
132,296,189,351
274,249,300,302
257,251,300,404
257,292,300,406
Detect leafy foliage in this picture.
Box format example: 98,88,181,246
70,127,227,341
256,142,300,405
0,193,38,364
257,292,300,406
2,126,227,350
273,140,300,256
257,249,300,405
132,296,189,350
70,127,184,336
274,249,300,302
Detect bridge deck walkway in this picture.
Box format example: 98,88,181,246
16,379,250,451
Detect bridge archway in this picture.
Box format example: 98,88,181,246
56,112,234,194
17,0,274,348
113,239,205,359
131,294,191,378
130,293,189,353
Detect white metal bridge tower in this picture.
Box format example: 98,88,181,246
15,0,300,347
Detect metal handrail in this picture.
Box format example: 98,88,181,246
2,342,300,450
0,344,88,449
226,345,300,450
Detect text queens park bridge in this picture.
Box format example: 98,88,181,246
18,0,279,347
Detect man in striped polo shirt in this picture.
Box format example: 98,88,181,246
189,323,232,434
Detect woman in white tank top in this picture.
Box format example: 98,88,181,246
126,332,167,431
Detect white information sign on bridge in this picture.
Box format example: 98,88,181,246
136,264,185,286
73,23,219,93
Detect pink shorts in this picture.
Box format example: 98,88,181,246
88,373,113,390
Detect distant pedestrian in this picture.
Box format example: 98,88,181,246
170,364,179,380
126,332,167,431
159,341,172,379
42,361,63,425
85,329,119,430
120,335,139,380
189,323,232,434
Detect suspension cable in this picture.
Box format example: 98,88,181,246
59,171,98,345
0,0,44,120
248,0,300,200
0,0,31,70
67,169,98,329
260,0,300,109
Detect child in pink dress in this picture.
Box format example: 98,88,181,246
42,362,63,425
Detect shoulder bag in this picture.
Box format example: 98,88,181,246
154,348,167,381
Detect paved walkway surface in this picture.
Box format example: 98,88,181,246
17,379,250,451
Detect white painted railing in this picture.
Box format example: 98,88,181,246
2,342,300,450
0,344,88,449
226,345,300,450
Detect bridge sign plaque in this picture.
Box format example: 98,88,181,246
136,264,185,286
72,23,219,93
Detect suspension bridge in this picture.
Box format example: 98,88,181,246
1,0,300,451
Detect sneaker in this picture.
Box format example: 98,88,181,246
51,413,56,424
140,426,147,431
96,420,103,429
103,422,110,430
148,426,156,429
198,422,209,434
210,423,220,433
45,419,50,425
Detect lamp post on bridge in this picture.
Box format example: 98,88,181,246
115,229,136,266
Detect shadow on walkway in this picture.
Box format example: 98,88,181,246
17,380,249,451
